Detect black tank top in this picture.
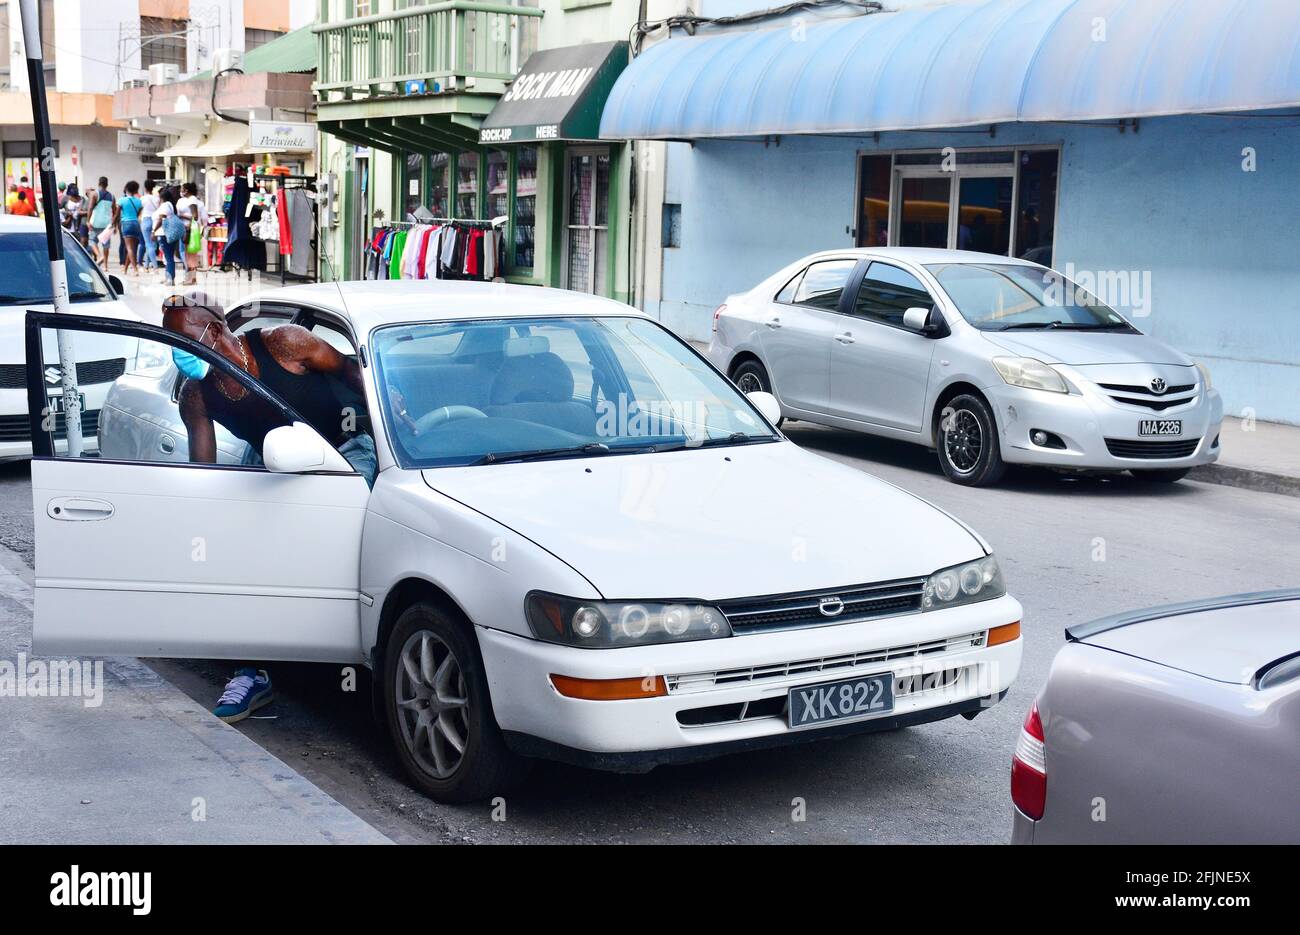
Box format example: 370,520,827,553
201,329,346,454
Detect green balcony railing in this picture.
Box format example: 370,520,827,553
314,1,543,98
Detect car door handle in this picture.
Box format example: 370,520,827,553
765,317,782,329
47,497,115,521
835,332,855,344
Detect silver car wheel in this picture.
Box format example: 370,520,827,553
737,371,764,394
394,629,469,780
944,409,983,475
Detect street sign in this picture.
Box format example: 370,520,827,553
116,131,167,156
248,120,314,152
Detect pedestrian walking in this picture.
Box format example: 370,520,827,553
138,180,160,270
178,182,207,285
119,181,143,276
10,190,37,216
87,176,117,269
152,185,184,286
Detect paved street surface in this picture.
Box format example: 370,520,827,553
1,428,1297,844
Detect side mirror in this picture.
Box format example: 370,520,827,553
108,274,125,296
746,390,782,426
903,306,946,336
263,423,330,474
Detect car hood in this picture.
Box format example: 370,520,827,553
422,441,986,600
0,296,146,363
982,330,1193,367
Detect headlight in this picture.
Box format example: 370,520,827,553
526,592,732,648
922,556,1005,611
127,338,172,377
1195,361,1212,390
992,356,1068,394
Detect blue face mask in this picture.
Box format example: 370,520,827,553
172,348,210,380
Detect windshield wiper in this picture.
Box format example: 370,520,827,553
653,432,776,453
0,295,50,304
68,290,108,301
996,320,1065,331
472,443,613,465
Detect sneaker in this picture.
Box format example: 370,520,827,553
213,667,273,723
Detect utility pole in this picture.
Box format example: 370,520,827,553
19,0,83,457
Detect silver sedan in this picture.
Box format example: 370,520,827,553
1011,589,1300,844
708,248,1223,486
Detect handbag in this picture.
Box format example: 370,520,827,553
186,217,203,254
90,194,114,229
162,211,186,244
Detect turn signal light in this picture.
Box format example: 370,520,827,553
550,674,667,700
987,621,1021,646
1011,701,1047,820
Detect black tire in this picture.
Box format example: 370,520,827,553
935,393,1006,486
1129,468,1190,484
383,601,530,803
731,358,784,427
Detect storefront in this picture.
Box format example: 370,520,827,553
602,0,1300,425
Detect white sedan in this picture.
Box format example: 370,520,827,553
26,281,1022,802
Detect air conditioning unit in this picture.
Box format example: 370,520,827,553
121,78,148,90
212,48,243,73
148,63,179,86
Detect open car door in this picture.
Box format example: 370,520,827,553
25,311,371,663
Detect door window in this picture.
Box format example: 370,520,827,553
792,259,856,311
854,262,934,328
565,149,611,295
898,177,951,249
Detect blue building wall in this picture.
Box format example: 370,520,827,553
656,114,1300,425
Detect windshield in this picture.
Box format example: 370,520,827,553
925,263,1135,332
0,231,113,304
373,316,778,467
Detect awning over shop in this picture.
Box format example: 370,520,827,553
189,121,254,159
600,0,1300,140
156,130,207,158
480,41,627,144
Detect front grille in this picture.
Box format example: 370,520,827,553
675,665,973,727
717,578,925,634
0,358,126,390
1097,382,1197,412
666,630,986,694
1105,437,1200,459
0,409,99,443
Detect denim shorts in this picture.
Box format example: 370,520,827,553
120,219,142,239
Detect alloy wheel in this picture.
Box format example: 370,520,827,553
737,371,764,393
944,408,983,475
394,629,470,779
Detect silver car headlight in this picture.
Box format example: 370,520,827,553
992,356,1068,394
1195,361,1213,390
922,556,1005,611
526,592,732,648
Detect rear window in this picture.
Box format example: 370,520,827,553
0,231,113,305
792,259,856,311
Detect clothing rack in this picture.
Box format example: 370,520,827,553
378,216,501,229
229,172,319,284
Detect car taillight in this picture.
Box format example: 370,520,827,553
712,304,727,332
1011,700,1046,820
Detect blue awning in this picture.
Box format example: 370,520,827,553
600,0,1300,140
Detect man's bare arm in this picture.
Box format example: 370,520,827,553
178,382,218,463
266,324,365,395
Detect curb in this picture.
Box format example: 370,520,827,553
1189,463,1300,499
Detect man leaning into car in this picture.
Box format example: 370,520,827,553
160,290,377,722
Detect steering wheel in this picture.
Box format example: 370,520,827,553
412,405,488,434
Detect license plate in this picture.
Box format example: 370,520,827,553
1139,419,1182,437
788,673,894,729
48,393,85,416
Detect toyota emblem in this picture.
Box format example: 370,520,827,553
818,596,844,617
1150,377,1167,394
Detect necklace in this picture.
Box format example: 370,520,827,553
213,336,250,402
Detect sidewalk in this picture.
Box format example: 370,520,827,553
1190,416,1300,498
116,264,281,326
0,549,390,845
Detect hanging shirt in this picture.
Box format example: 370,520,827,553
387,230,407,280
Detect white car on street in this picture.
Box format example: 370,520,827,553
709,248,1223,486
26,281,1022,802
0,216,147,459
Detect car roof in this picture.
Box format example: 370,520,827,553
238,280,647,334
1068,589,1300,686
0,216,55,233
802,246,1044,267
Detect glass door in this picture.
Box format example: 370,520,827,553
896,174,952,248
956,175,1013,255
891,153,1015,253
564,147,610,295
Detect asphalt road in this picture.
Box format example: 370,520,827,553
2,431,1298,844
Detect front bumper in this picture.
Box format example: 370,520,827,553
478,593,1023,768
987,382,1223,471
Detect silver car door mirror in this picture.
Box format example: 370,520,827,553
263,422,350,474
746,391,782,426
902,307,932,331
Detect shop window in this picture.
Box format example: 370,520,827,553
428,152,449,217
662,203,681,248
565,150,610,295
486,149,509,220
957,176,1013,255
512,146,537,270
856,155,889,247
140,17,187,69
457,152,478,218
402,152,423,219
1016,150,1058,264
